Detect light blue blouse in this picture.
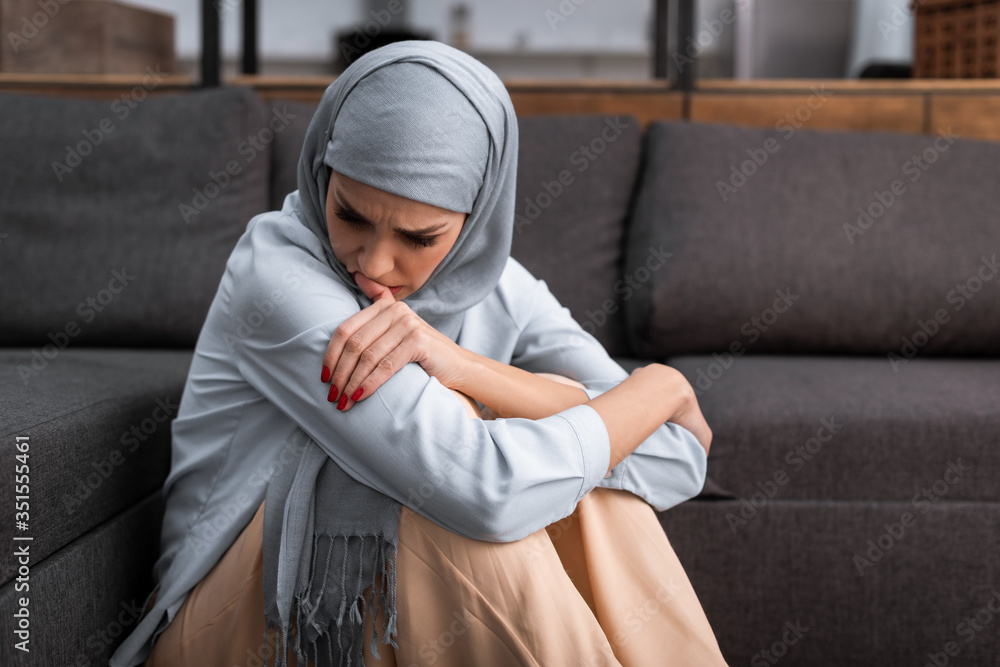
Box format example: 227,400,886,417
109,193,706,666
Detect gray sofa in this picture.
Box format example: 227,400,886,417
1,86,997,666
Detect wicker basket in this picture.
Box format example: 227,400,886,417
912,0,1000,77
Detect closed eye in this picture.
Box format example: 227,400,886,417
334,204,367,227
334,204,437,249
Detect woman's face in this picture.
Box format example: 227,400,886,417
325,169,467,302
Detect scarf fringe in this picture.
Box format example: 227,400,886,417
265,532,398,667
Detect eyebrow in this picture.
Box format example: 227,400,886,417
335,189,449,236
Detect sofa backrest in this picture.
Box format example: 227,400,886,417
268,100,317,212
270,104,643,358
625,120,1000,358
511,115,642,357
0,87,272,348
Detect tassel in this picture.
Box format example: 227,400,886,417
294,602,302,661
384,537,399,648
280,622,288,667
303,532,319,602
268,530,399,666
337,535,349,620
264,620,271,667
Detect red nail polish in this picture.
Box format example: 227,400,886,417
351,387,364,401
321,366,331,383
327,385,338,402
337,394,348,410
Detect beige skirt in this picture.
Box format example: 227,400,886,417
143,487,728,667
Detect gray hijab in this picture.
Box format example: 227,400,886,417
262,41,519,667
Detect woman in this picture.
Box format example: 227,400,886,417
109,41,726,667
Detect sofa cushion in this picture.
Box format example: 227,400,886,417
512,115,642,358
0,349,191,587
668,354,1000,503
626,121,1000,358
0,492,163,666
661,499,1000,666
268,100,318,211
0,87,271,348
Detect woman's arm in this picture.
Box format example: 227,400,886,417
452,350,703,474
482,258,712,509
319,283,708,477
225,217,614,542
451,347,590,418
304,223,706,514
583,365,707,471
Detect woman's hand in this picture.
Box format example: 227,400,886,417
649,365,712,455
320,277,469,411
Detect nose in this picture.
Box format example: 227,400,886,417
357,238,394,281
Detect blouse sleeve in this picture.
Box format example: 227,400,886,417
507,261,707,511
224,215,611,543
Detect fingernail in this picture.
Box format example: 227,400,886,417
321,366,331,383
337,394,348,411
327,385,338,402
351,387,364,401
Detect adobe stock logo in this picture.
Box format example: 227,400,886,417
179,106,297,224
853,459,971,576
50,66,167,182
716,86,832,202
750,621,810,666
577,245,673,341
18,267,137,384
6,0,73,54
921,589,1000,667
843,127,960,244
515,117,630,234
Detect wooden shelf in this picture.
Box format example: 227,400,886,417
696,78,1000,94
228,74,672,93
1,74,998,141
5,73,1000,95
221,76,682,126
0,72,194,99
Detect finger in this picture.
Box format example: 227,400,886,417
354,271,394,302
338,310,423,410
337,346,404,412
337,328,412,411
321,273,396,386
321,300,391,390
328,303,406,404
338,325,427,411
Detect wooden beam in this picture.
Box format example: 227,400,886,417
931,95,1000,142
1,75,999,142
690,92,926,135
0,72,193,99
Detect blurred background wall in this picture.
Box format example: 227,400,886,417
122,0,915,80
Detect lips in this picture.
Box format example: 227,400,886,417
352,271,401,299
